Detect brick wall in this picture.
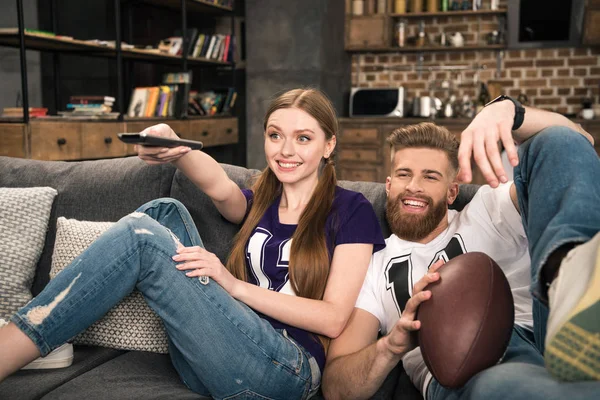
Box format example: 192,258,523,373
350,9,600,115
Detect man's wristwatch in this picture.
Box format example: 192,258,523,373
484,95,526,131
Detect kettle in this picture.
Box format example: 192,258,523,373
449,32,464,47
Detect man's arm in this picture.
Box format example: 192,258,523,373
322,309,396,400
458,101,594,188
322,262,442,400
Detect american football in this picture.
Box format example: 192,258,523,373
416,252,514,388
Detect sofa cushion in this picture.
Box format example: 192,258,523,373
0,187,57,320
38,351,207,400
50,217,168,353
0,346,124,400
0,156,176,296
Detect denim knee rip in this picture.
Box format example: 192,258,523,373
25,272,82,325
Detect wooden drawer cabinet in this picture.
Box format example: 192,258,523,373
30,121,82,161
339,167,380,182
339,148,381,163
0,123,27,158
340,128,379,144
81,122,127,159
346,15,389,49
338,118,482,184
187,118,238,147
0,117,238,160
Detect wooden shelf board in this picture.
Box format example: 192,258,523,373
390,9,507,18
137,0,233,13
346,44,506,53
0,29,232,66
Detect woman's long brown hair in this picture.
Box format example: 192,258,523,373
225,88,338,345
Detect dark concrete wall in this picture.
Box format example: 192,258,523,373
245,0,350,169
0,0,42,110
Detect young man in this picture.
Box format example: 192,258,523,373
322,98,600,400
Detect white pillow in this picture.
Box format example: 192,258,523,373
50,217,169,353
0,187,57,320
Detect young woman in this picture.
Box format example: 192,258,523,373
0,88,385,399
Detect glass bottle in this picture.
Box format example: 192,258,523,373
395,20,406,47
427,0,438,12
352,0,364,15
412,0,423,13
394,0,406,13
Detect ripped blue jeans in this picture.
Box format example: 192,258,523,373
11,198,320,400
428,127,600,399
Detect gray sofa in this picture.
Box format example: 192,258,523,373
0,155,478,400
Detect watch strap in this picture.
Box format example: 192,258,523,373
485,95,526,131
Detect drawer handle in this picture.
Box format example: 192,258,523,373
104,137,113,144
202,131,209,137
226,128,233,134
57,138,67,146
355,152,361,159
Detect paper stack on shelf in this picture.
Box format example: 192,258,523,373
59,95,119,119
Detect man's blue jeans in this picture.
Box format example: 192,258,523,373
11,199,320,400
428,127,600,399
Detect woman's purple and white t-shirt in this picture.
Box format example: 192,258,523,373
241,186,385,371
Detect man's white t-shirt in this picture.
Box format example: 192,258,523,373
356,183,533,338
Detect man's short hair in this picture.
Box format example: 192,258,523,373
386,122,460,175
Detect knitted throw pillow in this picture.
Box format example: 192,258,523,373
50,217,169,353
0,187,57,320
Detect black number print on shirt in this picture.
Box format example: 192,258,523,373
385,255,412,316
386,235,466,315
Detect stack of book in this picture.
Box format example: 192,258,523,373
188,88,237,116
59,95,118,119
190,33,233,62
127,72,196,119
1,107,48,119
167,27,235,63
127,86,181,118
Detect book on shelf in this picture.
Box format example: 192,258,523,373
174,28,199,56
189,33,233,61
188,88,237,117
69,95,115,106
66,104,113,113
127,88,149,118
2,107,48,118
126,72,193,119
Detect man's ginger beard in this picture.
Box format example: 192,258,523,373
386,192,448,242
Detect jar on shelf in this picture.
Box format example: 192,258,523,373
411,0,423,13
427,0,438,12
394,0,406,13
377,0,387,13
395,20,406,47
352,0,364,15
365,0,376,14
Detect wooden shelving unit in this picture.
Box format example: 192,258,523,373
345,6,507,53
390,9,506,18
1,0,242,161
346,44,505,53
0,29,232,66
138,0,233,13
